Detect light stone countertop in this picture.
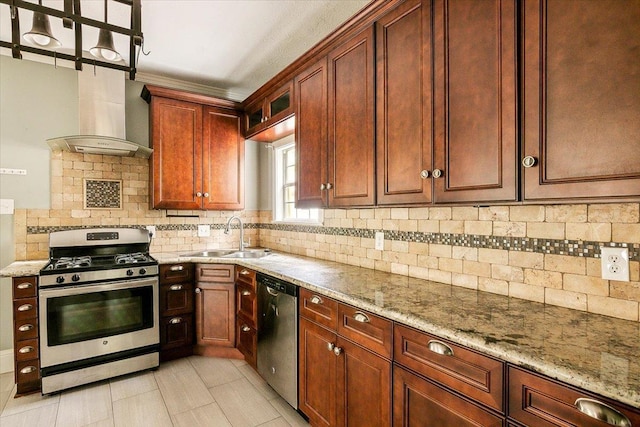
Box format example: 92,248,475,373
3,252,639,408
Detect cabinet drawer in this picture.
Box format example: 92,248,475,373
236,267,256,288
236,282,257,327
160,281,194,317
12,276,37,299
160,263,194,284
236,318,257,368
393,365,504,427
394,324,504,412
338,303,392,359
508,366,640,427
13,298,37,321
15,339,39,362
14,319,38,341
300,288,338,331
160,314,194,350
16,359,40,384
196,264,235,283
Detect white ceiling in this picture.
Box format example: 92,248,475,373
0,0,370,101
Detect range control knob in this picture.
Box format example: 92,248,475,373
56,276,65,284
139,268,147,275
71,274,80,282
126,269,134,276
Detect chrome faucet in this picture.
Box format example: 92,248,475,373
224,216,247,251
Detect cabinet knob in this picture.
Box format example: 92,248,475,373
432,169,443,178
427,340,454,356
169,317,182,324
327,342,335,352
320,183,326,191
241,325,251,332
169,284,183,291
419,170,430,179
326,183,333,190
574,398,631,427
522,156,538,168
203,192,209,198
333,346,343,356
353,311,370,323
196,192,203,197
16,282,33,290
195,288,201,294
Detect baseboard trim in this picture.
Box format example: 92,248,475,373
0,349,14,374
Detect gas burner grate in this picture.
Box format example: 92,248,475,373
51,256,92,270
115,252,151,265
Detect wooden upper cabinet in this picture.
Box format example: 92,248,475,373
144,85,244,210
522,0,640,201
149,96,203,210
202,106,244,210
244,80,294,141
295,58,329,208
376,0,433,205
433,0,518,203
328,26,376,207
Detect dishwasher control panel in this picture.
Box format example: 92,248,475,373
257,273,298,296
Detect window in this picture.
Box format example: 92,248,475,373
273,141,320,223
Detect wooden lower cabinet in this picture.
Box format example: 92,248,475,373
235,267,258,368
12,276,41,396
159,263,194,361
393,365,504,427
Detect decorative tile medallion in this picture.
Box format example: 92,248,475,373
83,179,122,209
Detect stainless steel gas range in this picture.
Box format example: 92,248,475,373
38,228,159,394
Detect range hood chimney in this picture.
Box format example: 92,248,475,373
47,67,152,158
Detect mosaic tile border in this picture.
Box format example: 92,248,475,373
26,223,640,262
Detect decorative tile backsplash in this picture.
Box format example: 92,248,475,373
83,179,122,209
12,151,640,323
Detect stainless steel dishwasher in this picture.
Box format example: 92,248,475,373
257,273,298,409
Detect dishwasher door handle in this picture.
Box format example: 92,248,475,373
266,287,279,296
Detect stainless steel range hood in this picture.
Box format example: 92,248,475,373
47,68,152,158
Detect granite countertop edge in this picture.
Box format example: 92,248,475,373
2,252,639,408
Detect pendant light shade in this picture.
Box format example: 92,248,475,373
90,0,122,62
90,28,122,61
23,10,61,48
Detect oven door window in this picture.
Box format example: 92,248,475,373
46,286,154,346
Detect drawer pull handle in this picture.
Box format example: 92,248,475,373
17,304,33,312
17,282,33,290
19,346,34,354
574,398,631,427
310,295,323,305
169,284,183,291
241,325,251,332
20,366,37,374
353,312,370,323
242,290,251,296
18,324,34,332
240,269,250,275
428,340,454,356
169,317,182,324
170,265,184,271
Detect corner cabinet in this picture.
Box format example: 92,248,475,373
521,0,640,201
142,85,244,210
295,26,376,208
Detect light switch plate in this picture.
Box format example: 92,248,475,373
375,232,384,251
600,247,629,281
0,199,14,215
197,224,211,237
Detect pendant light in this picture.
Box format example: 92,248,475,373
90,0,122,61
22,0,61,48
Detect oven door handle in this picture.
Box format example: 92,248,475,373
39,277,158,298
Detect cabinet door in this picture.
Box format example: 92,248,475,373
522,0,640,201
336,338,392,427
299,317,338,427
376,0,433,205
295,58,328,208
202,106,244,210
266,80,294,126
328,26,376,207
433,0,517,203
393,365,504,427
195,283,235,348
150,97,203,210
245,98,265,137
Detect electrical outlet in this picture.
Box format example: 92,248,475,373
197,224,211,237
375,232,384,251
145,225,156,238
601,247,630,281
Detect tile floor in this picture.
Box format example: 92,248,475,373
0,356,309,427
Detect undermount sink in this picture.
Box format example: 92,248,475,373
181,248,271,259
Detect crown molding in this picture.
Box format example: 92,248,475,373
133,72,248,102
